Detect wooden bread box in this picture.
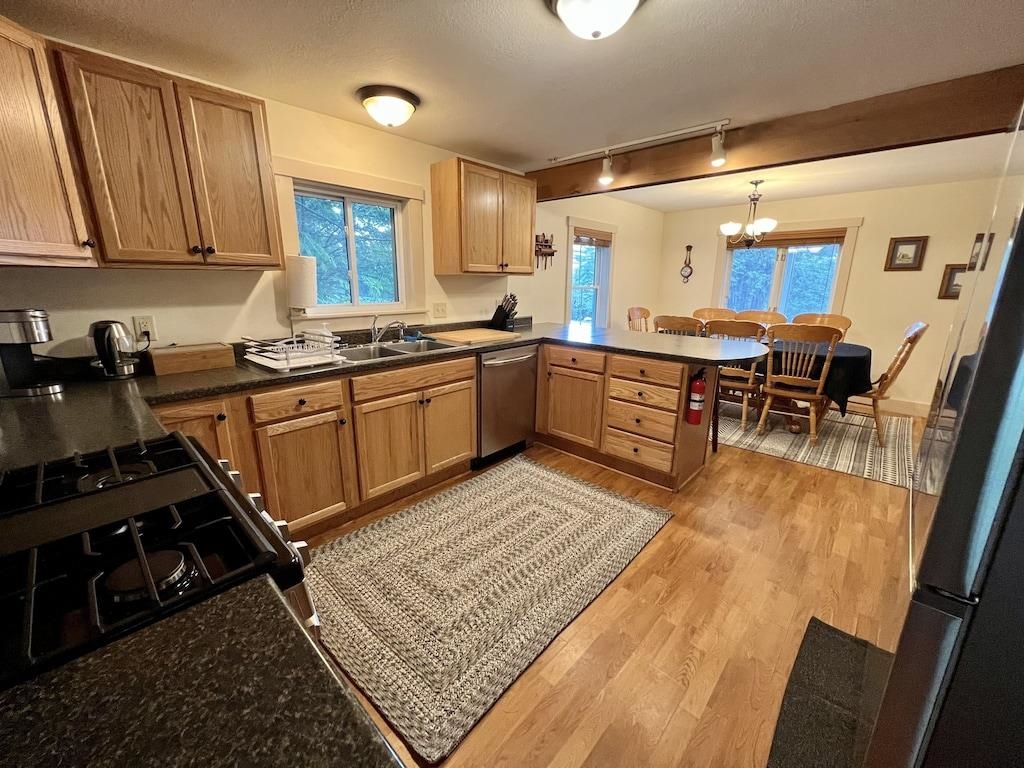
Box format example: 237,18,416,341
144,343,237,376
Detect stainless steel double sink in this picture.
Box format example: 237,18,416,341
338,338,462,363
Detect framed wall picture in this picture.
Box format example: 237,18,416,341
885,236,928,271
938,263,969,300
969,232,995,271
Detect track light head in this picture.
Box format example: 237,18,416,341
598,153,614,186
710,131,727,168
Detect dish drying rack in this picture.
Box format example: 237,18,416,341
244,329,346,372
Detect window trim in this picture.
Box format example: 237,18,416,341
565,217,617,328
274,158,427,320
712,218,862,314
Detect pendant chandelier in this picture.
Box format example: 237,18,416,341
719,180,778,247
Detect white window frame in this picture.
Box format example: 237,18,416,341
293,180,407,312
712,217,862,314
564,216,616,328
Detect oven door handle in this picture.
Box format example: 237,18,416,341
482,352,537,367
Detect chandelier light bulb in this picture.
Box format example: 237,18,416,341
554,0,641,40
719,221,742,237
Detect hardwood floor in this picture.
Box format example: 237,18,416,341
310,442,911,768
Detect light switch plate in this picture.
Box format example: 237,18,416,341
432,302,447,318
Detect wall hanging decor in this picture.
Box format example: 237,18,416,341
679,244,694,283
535,233,557,270
884,236,928,271
969,232,996,271
939,263,969,299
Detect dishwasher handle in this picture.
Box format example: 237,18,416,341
483,354,540,368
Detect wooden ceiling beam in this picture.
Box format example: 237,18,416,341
527,64,1024,201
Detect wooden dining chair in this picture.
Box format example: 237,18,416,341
627,307,651,332
653,315,703,336
736,309,788,326
756,324,841,445
693,307,737,323
794,312,853,339
849,321,929,446
705,319,766,431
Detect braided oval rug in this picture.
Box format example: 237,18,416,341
305,455,670,762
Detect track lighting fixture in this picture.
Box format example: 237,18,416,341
597,152,614,186
710,130,727,168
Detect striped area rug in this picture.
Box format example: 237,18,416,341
716,404,914,487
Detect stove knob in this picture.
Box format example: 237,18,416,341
247,492,266,513
274,518,291,539
291,540,312,566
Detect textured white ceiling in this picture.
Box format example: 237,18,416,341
609,134,1024,212
5,0,1024,169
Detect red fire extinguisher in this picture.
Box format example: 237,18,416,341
686,371,706,425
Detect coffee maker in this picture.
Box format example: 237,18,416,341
0,309,63,397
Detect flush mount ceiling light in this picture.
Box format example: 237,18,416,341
597,152,614,186
356,85,421,128
719,180,778,247
710,130,727,168
546,0,644,40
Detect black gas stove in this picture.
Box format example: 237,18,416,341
0,433,306,690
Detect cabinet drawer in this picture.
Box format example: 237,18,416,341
605,399,678,443
602,428,674,473
609,354,683,387
608,378,681,412
249,380,344,424
546,346,606,373
351,357,475,402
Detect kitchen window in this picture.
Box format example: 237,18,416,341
294,183,405,309
721,229,846,317
568,225,613,330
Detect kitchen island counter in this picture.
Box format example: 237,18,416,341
0,576,402,768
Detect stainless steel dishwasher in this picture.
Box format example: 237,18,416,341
478,345,538,460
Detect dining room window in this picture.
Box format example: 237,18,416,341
722,229,845,317
569,226,613,330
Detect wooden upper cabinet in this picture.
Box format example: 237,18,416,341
176,82,282,266
460,162,502,272
500,172,537,274
0,17,93,266
59,50,203,265
56,45,282,269
431,157,535,275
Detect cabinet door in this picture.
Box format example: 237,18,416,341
424,379,476,473
176,82,283,267
353,391,425,500
0,20,92,265
547,366,604,448
59,50,203,265
255,410,358,531
501,173,536,274
460,161,502,272
152,399,234,463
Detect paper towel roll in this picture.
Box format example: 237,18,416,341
286,254,318,309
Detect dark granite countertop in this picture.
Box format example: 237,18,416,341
0,322,765,470
0,576,403,768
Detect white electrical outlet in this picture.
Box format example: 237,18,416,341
432,302,447,318
132,315,157,342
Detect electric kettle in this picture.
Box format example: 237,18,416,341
88,320,138,379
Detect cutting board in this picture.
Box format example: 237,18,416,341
144,343,236,375
431,328,522,345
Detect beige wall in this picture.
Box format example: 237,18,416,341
0,96,511,354
655,176,1024,411
508,195,665,327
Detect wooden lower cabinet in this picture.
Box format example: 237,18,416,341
353,391,426,500
152,399,235,464
546,366,604,448
255,409,358,533
424,379,476,473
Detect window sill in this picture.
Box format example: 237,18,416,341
289,306,427,321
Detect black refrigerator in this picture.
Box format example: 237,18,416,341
864,113,1024,766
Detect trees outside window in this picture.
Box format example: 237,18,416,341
294,187,401,308
725,241,842,318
